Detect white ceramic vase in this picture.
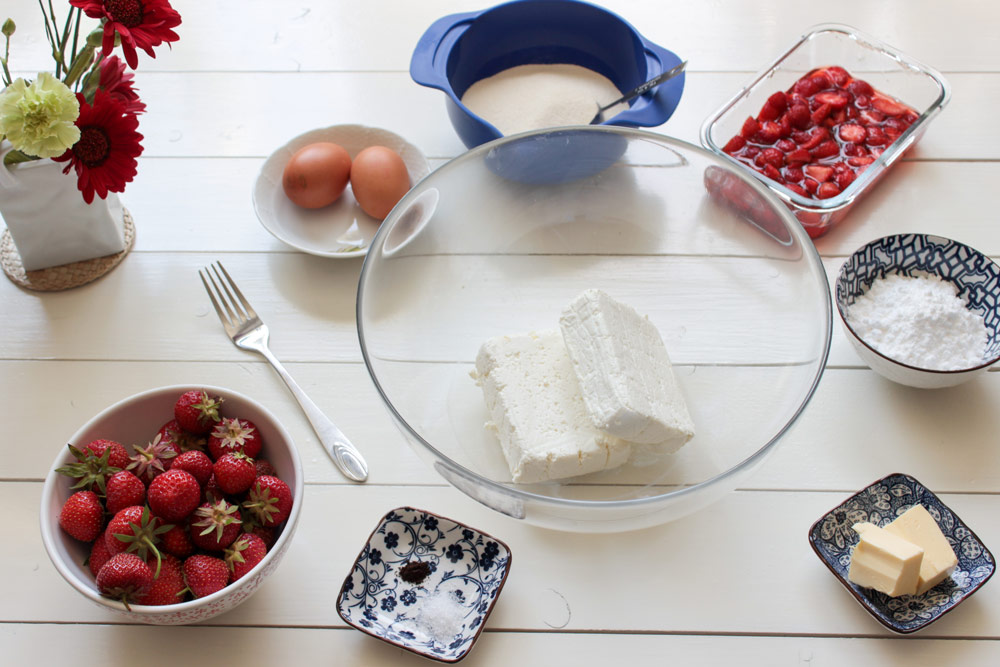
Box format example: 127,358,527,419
0,141,127,271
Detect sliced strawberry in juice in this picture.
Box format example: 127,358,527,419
842,142,868,158
755,121,783,144
776,138,796,153
741,116,760,139
809,72,832,91
755,147,785,168
785,182,808,197
816,182,842,199
787,103,811,129
814,90,851,109
791,129,812,144
767,91,788,114
786,148,810,166
758,99,781,122
859,109,885,125
804,164,834,182
871,95,910,116
800,126,830,150
853,94,871,109
744,145,761,159
803,178,819,194
848,156,875,167
762,163,783,182
810,140,839,160
823,66,850,86
784,166,804,182
792,76,821,97
810,103,832,125
836,169,857,190
723,135,746,154
846,79,874,97
838,124,867,143
865,126,888,146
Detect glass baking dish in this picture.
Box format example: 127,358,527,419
700,23,950,239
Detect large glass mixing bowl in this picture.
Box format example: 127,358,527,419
357,127,832,532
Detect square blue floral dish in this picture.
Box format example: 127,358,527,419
337,507,513,662
809,473,994,634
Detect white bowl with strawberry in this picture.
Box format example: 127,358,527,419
39,385,303,625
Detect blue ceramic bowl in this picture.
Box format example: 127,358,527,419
836,234,1000,389
410,0,684,149
809,473,994,634
337,507,512,663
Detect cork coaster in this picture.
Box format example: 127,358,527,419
1,209,135,291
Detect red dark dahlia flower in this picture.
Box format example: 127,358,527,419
53,90,144,204
99,55,146,115
71,0,182,69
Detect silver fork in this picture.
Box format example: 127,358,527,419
200,261,369,482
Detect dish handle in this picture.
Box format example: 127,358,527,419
409,11,480,91
608,42,685,128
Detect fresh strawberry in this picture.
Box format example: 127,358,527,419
156,419,208,453
183,554,230,598
775,138,797,153
761,163,782,183
836,169,857,190
787,103,811,130
190,499,242,551
253,459,276,478
88,534,113,578
814,90,850,110
208,417,262,460
55,443,123,495
213,452,257,495
105,505,170,577
823,66,850,87
783,166,804,182
127,434,180,484
136,554,186,606
105,470,146,515
865,126,888,146
785,149,810,166
97,552,153,610
202,474,225,504
754,147,784,169
243,475,293,527
225,533,267,581
160,523,195,558
171,450,213,487
148,469,201,522
80,439,131,469
58,490,104,542
174,390,223,434
754,121,782,144
810,102,832,126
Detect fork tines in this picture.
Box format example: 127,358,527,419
199,261,257,332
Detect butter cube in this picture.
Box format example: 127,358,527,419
885,504,959,595
848,522,924,596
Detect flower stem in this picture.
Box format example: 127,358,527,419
3,149,41,166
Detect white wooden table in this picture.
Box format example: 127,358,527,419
3,1,998,663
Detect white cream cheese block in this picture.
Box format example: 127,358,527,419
848,522,924,597
885,504,959,595
473,330,633,483
559,289,695,449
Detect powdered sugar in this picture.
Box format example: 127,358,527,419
460,64,628,135
846,272,988,370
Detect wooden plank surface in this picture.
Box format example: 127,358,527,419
2,0,999,662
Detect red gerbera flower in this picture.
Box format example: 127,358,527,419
53,90,144,204
71,0,182,69
99,56,146,115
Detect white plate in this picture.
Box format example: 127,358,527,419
253,125,430,258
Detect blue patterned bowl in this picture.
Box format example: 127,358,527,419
337,507,512,663
836,234,1000,388
808,473,995,634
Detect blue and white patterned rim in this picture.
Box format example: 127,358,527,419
337,507,512,662
836,234,1000,368
809,472,995,633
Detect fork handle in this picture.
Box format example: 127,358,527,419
257,346,369,482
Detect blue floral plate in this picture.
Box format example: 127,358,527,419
337,507,513,662
809,473,994,634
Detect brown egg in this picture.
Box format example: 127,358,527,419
282,142,352,209
349,146,411,220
